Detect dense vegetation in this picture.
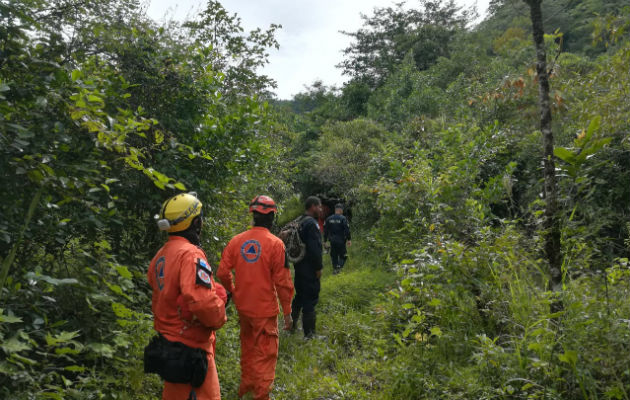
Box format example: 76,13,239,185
1,0,629,399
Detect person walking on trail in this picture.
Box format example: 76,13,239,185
217,195,294,400
324,203,351,275
147,192,228,400
291,196,323,339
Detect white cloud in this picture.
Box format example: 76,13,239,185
146,0,490,99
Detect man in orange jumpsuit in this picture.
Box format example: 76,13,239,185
148,192,227,400
217,195,294,400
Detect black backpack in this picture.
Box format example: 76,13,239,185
278,215,308,264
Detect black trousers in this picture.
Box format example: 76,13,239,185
291,277,320,337
329,241,347,269
291,277,320,314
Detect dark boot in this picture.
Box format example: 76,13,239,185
340,253,348,268
302,311,316,339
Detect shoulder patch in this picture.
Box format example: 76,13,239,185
195,258,213,289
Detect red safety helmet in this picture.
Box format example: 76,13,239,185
249,195,277,214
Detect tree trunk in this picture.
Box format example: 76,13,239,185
524,0,563,312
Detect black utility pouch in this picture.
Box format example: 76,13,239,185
144,334,208,387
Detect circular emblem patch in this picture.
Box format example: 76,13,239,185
240,239,262,263
197,269,211,284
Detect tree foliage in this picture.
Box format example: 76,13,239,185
339,0,471,89
283,2,630,398
486,0,629,54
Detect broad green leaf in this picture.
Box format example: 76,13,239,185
64,365,86,373
411,314,425,323
27,169,44,183
548,311,565,319
605,386,625,399
25,272,78,286
155,130,164,144
106,283,123,295
553,147,576,164
71,110,85,120
111,302,133,319
583,115,601,143
1,336,31,353
583,137,612,158
55,346,80,356
62,375,73,388
11,353,37,366
428,298,441,307
115,265,133,279
113,334,131,348
71,70,82,81
39,164,55,176
0,310,22,324
529,327,547,337
430,326,443,337
46,330,80,346
88,342,114,358
39,391,63,400
558,350,578,365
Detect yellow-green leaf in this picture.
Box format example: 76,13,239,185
430,326,443,337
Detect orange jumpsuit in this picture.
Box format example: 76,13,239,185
148,236,227,400
217,226,294,400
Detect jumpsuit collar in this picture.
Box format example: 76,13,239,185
167,235,193,244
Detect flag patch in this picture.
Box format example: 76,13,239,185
195,258,212,288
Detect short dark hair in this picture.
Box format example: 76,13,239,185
304,196,321,210
253,211,275,229
335,203,343,210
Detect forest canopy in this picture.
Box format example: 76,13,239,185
1,0,629,398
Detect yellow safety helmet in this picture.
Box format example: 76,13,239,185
156,192,202,233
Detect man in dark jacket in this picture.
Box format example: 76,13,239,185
291,196,323,339
323,203,351,275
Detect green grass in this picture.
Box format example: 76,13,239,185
215,240,398,399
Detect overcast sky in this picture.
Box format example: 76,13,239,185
145,0,490,100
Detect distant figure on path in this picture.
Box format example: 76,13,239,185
323,203,351,274
217,195,294,400
291,196,323,338
147,192,227,400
